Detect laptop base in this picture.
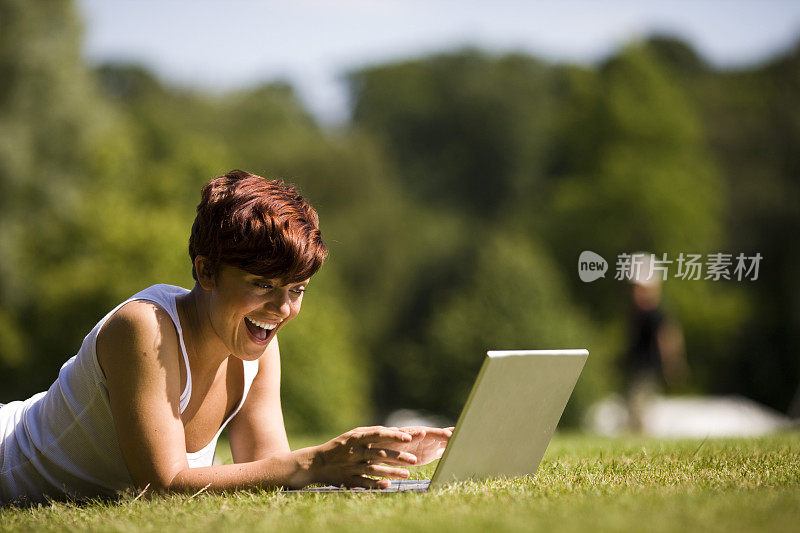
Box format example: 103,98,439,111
285,479,431,493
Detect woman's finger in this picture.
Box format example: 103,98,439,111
420,427,452,438
355,428,413,444
399,426,453,439
363,464,411,480
363,446,418,465
346,475,390,490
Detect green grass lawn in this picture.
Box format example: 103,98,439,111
2,431,798,532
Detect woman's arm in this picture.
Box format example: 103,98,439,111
225,334,454,482
97,302,303,491
97,303,416,492
225,336,291,462
97,301,192,491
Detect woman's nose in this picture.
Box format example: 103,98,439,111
266,292,292,318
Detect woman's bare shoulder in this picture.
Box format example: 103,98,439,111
96,300,180,375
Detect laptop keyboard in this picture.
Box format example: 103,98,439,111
286,479,431,493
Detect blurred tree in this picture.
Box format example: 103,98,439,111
699,41,800,411
390,231,597,425
0,0,103,391
349,50,555,217
546,44,723,265
644,35,710,78
540,44,756,402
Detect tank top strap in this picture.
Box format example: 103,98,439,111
219,358,259,432
242,359,259,391
124,284,193,412
185,357,260,467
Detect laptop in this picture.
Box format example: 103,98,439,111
291,349,588,493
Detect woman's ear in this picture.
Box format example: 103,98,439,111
194,256,216,290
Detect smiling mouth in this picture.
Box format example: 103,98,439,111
244,316,279,343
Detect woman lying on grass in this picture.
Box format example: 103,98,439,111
0,170,451,504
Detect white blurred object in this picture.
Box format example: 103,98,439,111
628,251,660,286
584,394,630,435
584,394,793,438
384,409,453,429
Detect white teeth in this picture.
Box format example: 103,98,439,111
246,316,278,330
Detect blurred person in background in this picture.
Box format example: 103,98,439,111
0,170,451,505
620,254,688,432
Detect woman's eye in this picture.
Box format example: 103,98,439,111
252,282,305,295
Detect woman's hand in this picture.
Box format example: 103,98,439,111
304,426,419,489
372,426,454,466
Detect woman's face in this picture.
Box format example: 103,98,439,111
204,263,308,361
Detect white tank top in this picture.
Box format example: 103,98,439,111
0,284,259,504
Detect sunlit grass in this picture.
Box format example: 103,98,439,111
2,432,798,532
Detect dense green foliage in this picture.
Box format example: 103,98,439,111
2,432,799,531
348,39,800,418
1,1,799,434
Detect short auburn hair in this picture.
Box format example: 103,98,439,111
189,170,327,283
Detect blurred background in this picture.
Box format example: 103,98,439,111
1,0,799,437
